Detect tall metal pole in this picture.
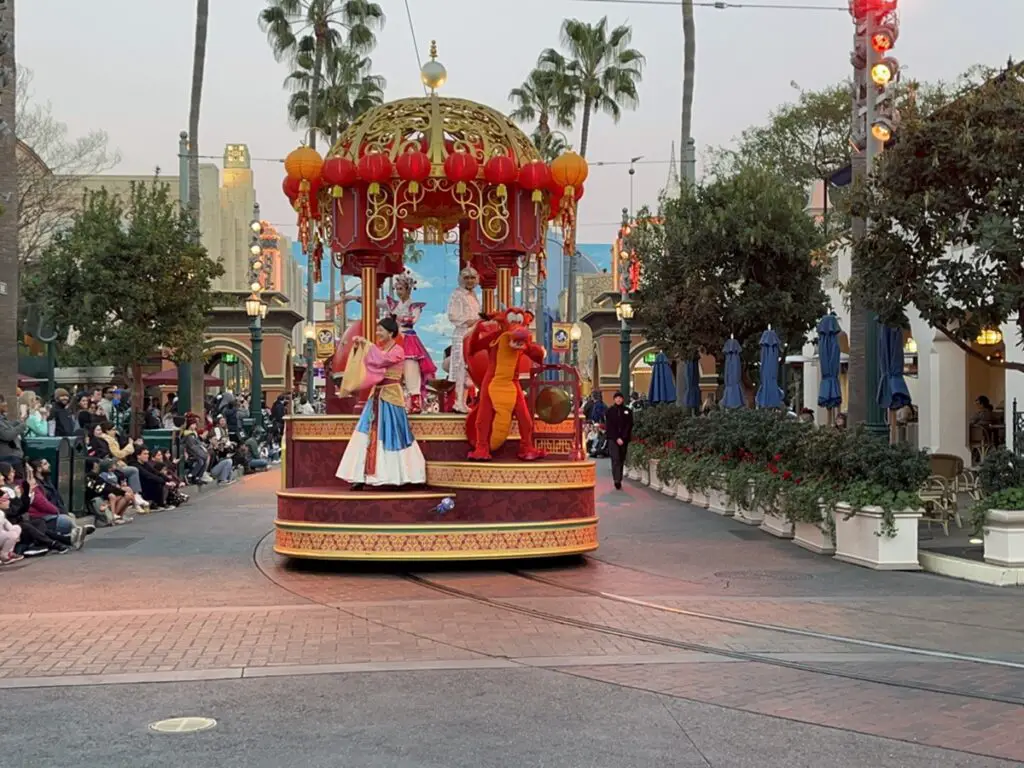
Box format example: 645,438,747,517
860,9,888,436
250,314,263,429
177,131,192,411
619,208,632,399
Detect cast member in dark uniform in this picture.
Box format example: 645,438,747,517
604,391,633,490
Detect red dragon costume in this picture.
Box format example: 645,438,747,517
464,308,546,461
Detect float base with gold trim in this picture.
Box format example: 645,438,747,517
276,414,597,561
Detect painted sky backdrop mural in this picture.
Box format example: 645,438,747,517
291,240,612,364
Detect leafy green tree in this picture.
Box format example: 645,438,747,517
285,43,385,145
633,167,828,369
537,17,645,158
24,180,224,433
851,62,1024,372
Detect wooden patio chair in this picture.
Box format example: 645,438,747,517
917,453,969,535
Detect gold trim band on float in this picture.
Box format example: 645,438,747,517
274,516,598,532
273,518,598,561
287,414,578,442
425,460,595,490
277,490,456,501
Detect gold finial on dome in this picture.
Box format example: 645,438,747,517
420,40,447,92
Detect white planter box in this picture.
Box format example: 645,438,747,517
689,487,710,509
660,479,677,497
833,503,921,571
674,482,692,503
648,460,663,492
983,509,1024,567
625,466,640,481
707,487,735,517
793,506,835,555
734,504,764,526
760,510,794,539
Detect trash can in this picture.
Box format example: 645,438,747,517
23,436,74,513
67,436,87,516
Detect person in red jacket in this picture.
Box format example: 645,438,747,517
26,472,88,548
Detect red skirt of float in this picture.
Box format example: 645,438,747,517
275,412,597,560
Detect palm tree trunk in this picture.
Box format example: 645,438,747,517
680,0,696,188
303,34,325,402
307,35,325,150
0,0,17,401
186,0,209,415
578,97,593,158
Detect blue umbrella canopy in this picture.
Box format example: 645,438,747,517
877,324,912,410
721,338,744,409
682,359,701,409
755,328,784,409
816,314,843,410
648,352,676,404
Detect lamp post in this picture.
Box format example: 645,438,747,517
616,298,634,399
569,322,582,369
248,206,266,428
303,323,316,398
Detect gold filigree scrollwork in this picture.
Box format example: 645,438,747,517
479,186,510,242
365,180,427,243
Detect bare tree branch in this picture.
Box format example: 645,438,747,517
15,67,121,268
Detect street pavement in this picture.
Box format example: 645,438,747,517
2,462,1023,766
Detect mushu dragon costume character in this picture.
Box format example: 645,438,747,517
463,308,547,462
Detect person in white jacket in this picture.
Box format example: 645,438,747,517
0,491,23,564
446,266,481,413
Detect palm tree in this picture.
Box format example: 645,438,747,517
531,128,568,164
285,44,386,147
680,0,696,187
508,69,577,148
538,17,645,159
0,0,17,400
259,0,385,153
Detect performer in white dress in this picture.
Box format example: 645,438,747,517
381,273,437,414
446,266,481,413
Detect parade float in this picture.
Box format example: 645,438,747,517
274,43,597,561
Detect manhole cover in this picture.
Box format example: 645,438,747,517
149,717,217,734
713,570,814,581
86,537,144,549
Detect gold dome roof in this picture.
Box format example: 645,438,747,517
328,95,542,169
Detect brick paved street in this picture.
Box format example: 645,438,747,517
3,466,1024,765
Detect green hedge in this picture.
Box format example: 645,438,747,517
627,407,928,536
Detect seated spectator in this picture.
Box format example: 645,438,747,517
0,490,23,564
1,465,65,556
28,458,69,516
150,449,189,507
210,416,236,463
0,394,27,471
95,421,147,505
133,447,172,509
181,416,213,484
142,398,161,430
84,458,132,526
25,469,89,548
98,459,148,516
238,429,270,474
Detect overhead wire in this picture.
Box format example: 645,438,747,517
570,0,846,10
402,0,429,96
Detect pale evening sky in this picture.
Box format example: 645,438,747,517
17,0,1022,243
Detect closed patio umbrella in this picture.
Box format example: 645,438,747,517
816,314,843,419
755,327,784,409
647,353,676,404
877,323,912,442
682,359,701,412
721,338,744,409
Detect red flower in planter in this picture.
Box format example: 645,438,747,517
683,446,693,454
773,453,782,462
782,470,793,480
767,464,779,475
794,477,803,485
666,441,676,449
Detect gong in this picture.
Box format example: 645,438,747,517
535,386,571,425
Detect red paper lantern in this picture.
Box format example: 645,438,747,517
395,149,432,193
321,157,358,198
443,151,480,194
484,154,518,198
519,160,551,204
282,175,301,201
357,151,394,194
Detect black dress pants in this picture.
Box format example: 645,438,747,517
609,441,628,485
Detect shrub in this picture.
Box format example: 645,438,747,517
978,449,1024,495
968,486,1024,536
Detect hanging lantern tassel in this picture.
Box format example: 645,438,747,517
312,242,324,283
531,189,543,204
409,181,420,194
496,183,507,199
560,194,577,256
537,251,547,280
456,181,467,195
331,185,343,198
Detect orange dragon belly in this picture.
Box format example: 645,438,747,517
486,338,521,451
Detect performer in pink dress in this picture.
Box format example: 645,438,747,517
382,272,437,413
335,316,426,489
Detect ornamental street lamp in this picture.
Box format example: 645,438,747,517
616,298,634,399
569,322,583,368
303,323,316,398
248,204,266,428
